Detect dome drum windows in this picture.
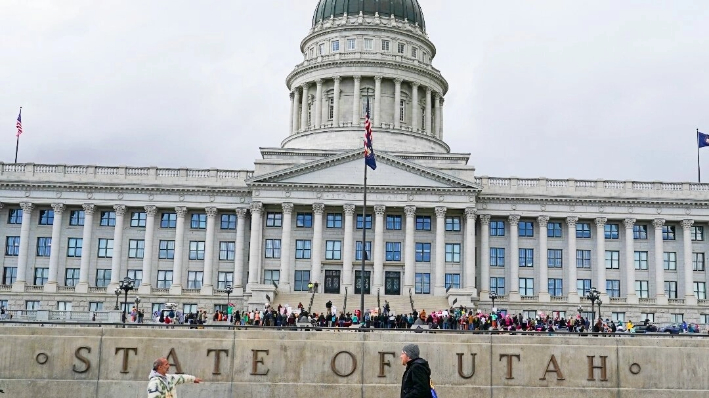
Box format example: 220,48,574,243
364,38,374,51
331,40,340,52
346,38,356,51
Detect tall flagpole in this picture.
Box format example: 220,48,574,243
360,162,367,321
14,107,22,164
698,129,701,183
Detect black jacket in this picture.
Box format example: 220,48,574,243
401,358,432,398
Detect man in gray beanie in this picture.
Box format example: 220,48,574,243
400,344,432,398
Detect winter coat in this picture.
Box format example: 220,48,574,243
400,358,432,398
147,370,196,398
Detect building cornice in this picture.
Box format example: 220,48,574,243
478,195,709,209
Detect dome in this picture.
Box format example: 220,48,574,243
312,0,426,32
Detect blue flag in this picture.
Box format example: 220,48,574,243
699,131,709,148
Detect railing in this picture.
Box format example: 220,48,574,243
89,287,107,293
550,296,567,302
152,288,169,293
58,286,75,292
0,284,11,291
470,176,709,195
25,285,43,292
610,297,627,303
639,298,657,304
521,295,539,301
183,289,201,294
668,299,685,305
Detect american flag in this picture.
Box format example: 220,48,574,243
363,97,377,170
16,108,22,137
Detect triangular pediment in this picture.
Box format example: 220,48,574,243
248,149,480,191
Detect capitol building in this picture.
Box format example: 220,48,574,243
1,0,708,325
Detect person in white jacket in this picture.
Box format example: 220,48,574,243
147,357,202,398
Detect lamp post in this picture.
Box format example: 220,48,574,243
489,291,498,313
597,299,603,322
577,305,583,318
118,277,135,325
585,287,600,324
134,296,141,323
114,287,121,310
225,284,233,321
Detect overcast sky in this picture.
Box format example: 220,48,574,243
2,1,708,182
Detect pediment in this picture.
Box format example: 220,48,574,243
248,149,479,191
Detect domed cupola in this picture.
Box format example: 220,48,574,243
312,0,426,32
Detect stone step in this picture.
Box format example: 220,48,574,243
272,292,449,316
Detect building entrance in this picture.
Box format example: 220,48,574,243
324,270,340,294
385,271,401,295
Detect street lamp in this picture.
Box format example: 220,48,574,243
489,291,498,313
597,299,603,322
118,277,135,325
114,287,121,310
225,284,233,321
134,296,141,323
586,287,600,324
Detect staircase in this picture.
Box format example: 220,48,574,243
272,291,450,316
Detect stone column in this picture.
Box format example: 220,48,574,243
434,207,447,295
624,218,638,304
289,91,295,135
13,202,34,291
404,206,416,291
439,97,445,139
566,217,579,303
352,76,361,125
247,202,263,290
411,82,419,131
234,208,248,291
434,93,442,138
311,203,325,290
109,205,126,289
479,215,491,295
537,216,550,301
342,204,356,290
373,205,386,290
138,205,157,294
314,79,323,128
508,215,521,300
300,83,310,131
394,78,402,129
595,217,607,296
169,207,187,295
425,87,432,134
333,76,341,127
45,203,66,292
374,76,382,125
653,218,667,305
279,203,294,292
75,204,95,293
683,219,697,305
464,208,477,294
201,207,217,295
291,88,300,134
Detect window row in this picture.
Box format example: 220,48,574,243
489,220,703,241
307,37,428,62
265,213,463,232
263,239,461,262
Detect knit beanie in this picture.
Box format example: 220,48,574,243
402,344,420,360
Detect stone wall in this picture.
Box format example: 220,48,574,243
0,326,706,398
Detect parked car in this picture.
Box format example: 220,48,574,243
658,324,682,334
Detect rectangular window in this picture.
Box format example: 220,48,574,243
576,223,591,238
95,269,111,287
664,281,678,298
490,247,505,267
189,241,205,260
606,279,620,297
346,38,356,50
702,314,709,324
38,210,54,225
217,272,233,289
399,99,405,122
130,212,146,227
445,273,460,289
415,273,430,294
187,271,203,289
89,302,103,312
2,267,17,284
97,239,113,258
670,313,684,323
328,97,334,119
325,240,342,260
386,242,401,261
219,241,235,261
157,270,173,289
386,215,402,230
548,249,563,268
662,225,676,240
692,226,704,241
576,250,591,268
416,216,431,231
641,312,654,323
220,214,236,230
517,248,533,267
415,242,431,262
265,239,282,259
356,214,372,229
381,40,390,51
445,217,461,231
8,209,22,224
605,250,620,269
693,253,705,271
664,252,677,270
490,221,505,236
445,243,461,263
635,280,649,298
634,251,648,270
36,237,51,257
127,269,142,286
266,212,282,227
694,282,707,300
397,42,405,54
264,270,280,286
326,213,342,228
26,301,40,310
548,278,563,296
100,211,116,227
128,240,145,259
64,268,80,287
158,240,175,260
519,278,534,296
364,38,373,50
612,312,625,323
548,222,562,238
69,210,85,226
411,47,418,58
355,241,372,261
294,270,311,292
633,224,648,239
318,43,324,55
577,279,591,296
295,240,312,259
296,213,313,228
160,212,177,228
5,236,20,256
519,221,534,237
190,213,207,229
308,47,314,59
34,267,49,285
331,40,340,52
490,277,505,296
604,224,620,239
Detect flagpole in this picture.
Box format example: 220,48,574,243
698,128,701,183
360,161,367,321
14,107,21,164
